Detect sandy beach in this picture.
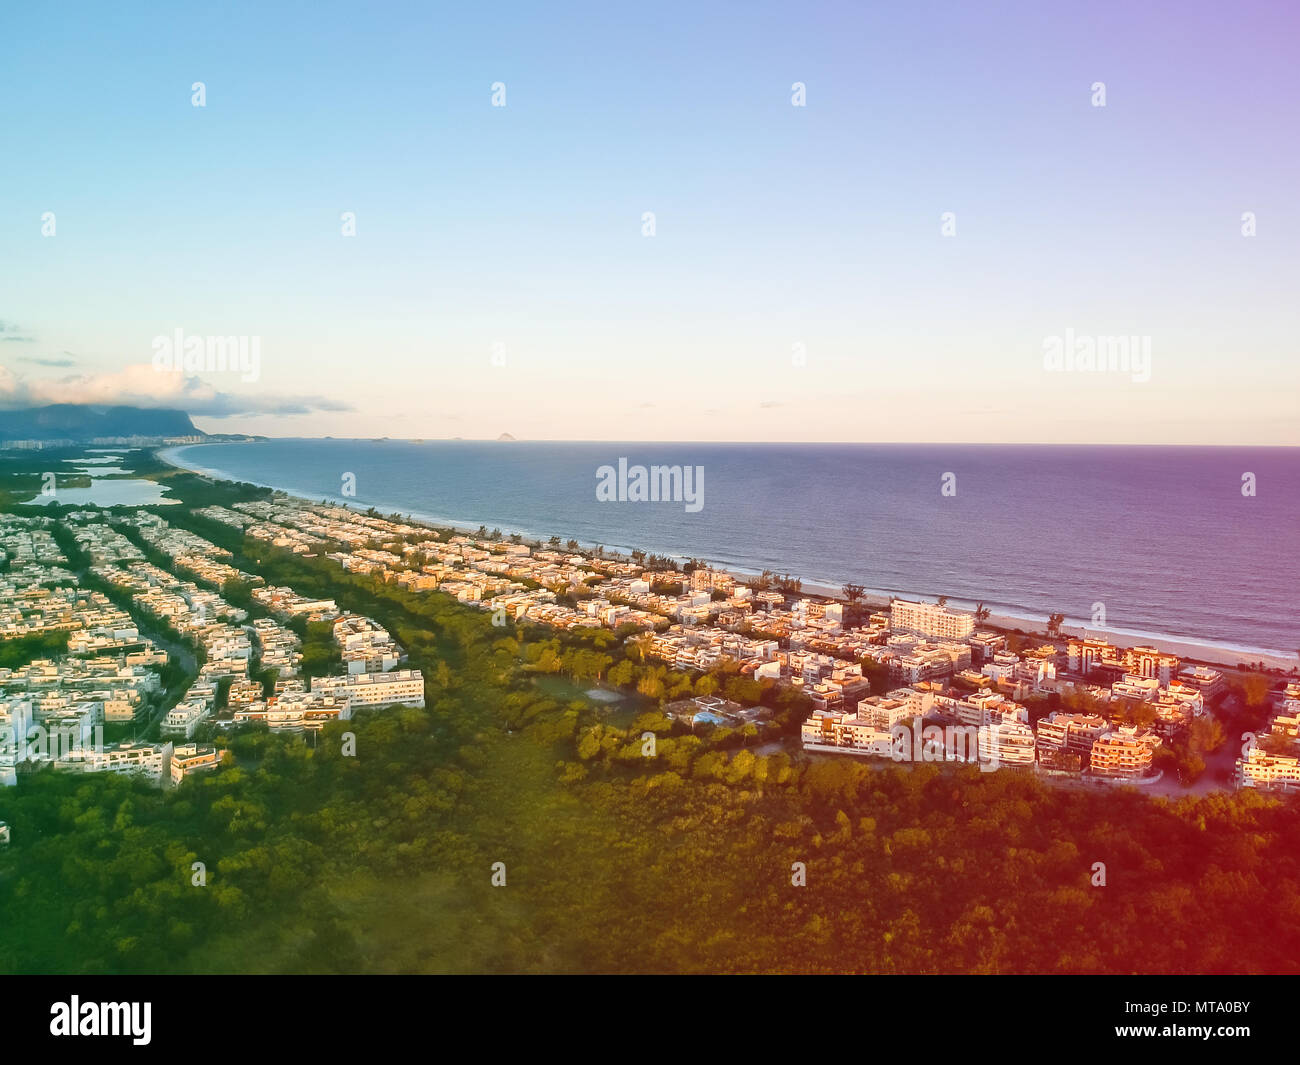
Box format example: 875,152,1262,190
793,579,1298,674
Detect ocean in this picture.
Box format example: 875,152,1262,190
162,439,1300,657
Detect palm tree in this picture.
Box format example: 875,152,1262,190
842,582,866,627
1046,612,1066,637
975,602,991,623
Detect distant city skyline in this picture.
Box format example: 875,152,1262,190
1,0,1298,444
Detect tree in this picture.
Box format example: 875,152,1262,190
975,602,991,623
1046,612,1066,637
842,583,867,628
1243,674,1271,710
694,673,719,697
861,657,891,695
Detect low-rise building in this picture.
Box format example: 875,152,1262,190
170,743,226,786
310,669,425,708
1237,745,1300,792
1090,726,1160,779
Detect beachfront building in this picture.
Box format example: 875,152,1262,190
1178,665,1225,699
690,568,735,594
1125,646,1180,686
1067,638,1117,676
1089,726,1161,779
968,631,1006,664
889,600,975,642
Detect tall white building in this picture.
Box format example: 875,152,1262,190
889,600,975,641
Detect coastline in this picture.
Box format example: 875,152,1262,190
156,442,1299,675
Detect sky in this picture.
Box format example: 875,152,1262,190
0,0,1297,444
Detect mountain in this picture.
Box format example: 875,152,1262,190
497,432,517,441
0,405,205,443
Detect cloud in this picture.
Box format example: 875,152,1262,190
18,355,76,367
0,321,35,342
0,363,351,418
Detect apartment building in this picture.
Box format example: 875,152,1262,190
968,631,1006,664
884,686,935,720
1177,665,1225,699
856,694,915,731
801,708,892,756
1111,673,1161,702
1090,726,1160,779
896,644,958,685
979,720,1037,767
170,743,226,786
161,699,210,739
889,600,975,641
235,690,351,731
54,741,174,787
1237,746,1300,792
310,669,425,708
1125,646,1180,686
1035,712,1110,770
690,568,735,593
942,690,1028,729
1067,638,1116,676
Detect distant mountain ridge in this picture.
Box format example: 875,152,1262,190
0,404,205,442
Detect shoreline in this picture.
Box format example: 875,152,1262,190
156,442,1299,675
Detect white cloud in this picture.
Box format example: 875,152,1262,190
0,363,349,417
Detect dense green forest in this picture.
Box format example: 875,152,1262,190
2,454,1300,973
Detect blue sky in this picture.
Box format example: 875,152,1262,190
1,0,1297,442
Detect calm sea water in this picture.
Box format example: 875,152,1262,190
165,440,1300,656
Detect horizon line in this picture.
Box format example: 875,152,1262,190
180,435,1300,449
